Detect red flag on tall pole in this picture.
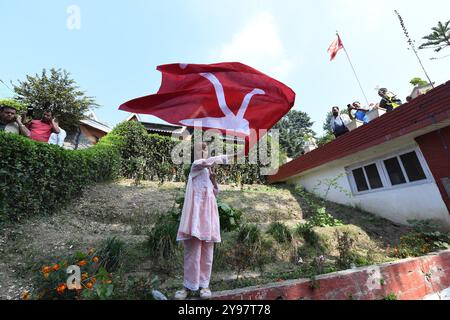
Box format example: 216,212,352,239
328,35,344,61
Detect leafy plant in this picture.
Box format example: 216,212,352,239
218,201,243,232
30,248,114,300
147,214,180,261
384,293,398,300
335,230,356,270
267,222,292,244
230,224,265,276
96,237,126,272
389,220,450,258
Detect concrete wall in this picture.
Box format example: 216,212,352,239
213,250,450,300
289,159,450,229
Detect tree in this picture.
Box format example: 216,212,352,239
410,77,429,87
419,20,450,53
13,68,98,132
272,110,315,158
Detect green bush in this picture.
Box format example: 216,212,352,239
0,132,120,223
31,248,114,300
388,220,450,259
267,222,292,244
218,201,243,232
96,237,126,272
102,121,268,185
147,214,180,260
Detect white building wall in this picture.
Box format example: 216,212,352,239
290,165,450,229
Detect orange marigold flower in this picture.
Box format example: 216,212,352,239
52,264,60,272
91,277,97,284
56,283,67,295
81,272,89,280
86,282,93,289
92,256,99,263
41,266,52,274
77,260,87,267
21,291,31,300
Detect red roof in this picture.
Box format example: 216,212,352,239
268,80,450,184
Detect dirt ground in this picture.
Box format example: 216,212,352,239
0,179,410,299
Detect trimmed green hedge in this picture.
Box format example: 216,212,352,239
102,121,268,185
0,132,120,222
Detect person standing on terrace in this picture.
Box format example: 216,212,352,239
330,106,351,138
378,88,402,112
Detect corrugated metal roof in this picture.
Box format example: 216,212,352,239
268,80,450,184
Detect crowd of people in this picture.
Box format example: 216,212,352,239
330,87,404,138
0,103,66,147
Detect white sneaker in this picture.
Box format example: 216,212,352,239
174,288,189,300
199,288,212,300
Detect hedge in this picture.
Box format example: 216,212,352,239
101,121,269,185
0,132,121,223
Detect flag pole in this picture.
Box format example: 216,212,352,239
337,31,370,106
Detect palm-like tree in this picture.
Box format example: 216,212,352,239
419,20,450,52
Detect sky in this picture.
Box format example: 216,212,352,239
1,0,449,135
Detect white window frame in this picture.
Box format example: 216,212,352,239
346,146,433,196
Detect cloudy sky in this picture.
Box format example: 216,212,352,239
1,0,449,135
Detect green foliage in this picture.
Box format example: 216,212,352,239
31,248,114,300
0,132,120,223
0,98,27,113
230,224,266,275
389,220,450,258
384,293,398,300
101,121,182,184
316,133,335,147
218,201,243,232
335,230,356,270
419,20,450,53
294,185,343,228
13,68,98,132
96,237,126,272
410,77,429,87
267,222,292,244
273,110,315,158
147,214,180,261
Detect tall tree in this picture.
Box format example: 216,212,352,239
273,110,315,158
419,20,450,53
13,68,98,132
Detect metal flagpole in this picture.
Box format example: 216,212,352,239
337,31,371,106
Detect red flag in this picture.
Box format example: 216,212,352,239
119,62,296,152
328,35,344,61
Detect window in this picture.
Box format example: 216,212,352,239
400,152,427,182
384,157,407,185
352,168,369,192
347,148,430,195
351,163,383,192
364,164,383,189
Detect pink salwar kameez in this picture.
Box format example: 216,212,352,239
176,155,229,291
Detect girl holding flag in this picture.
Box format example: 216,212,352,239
175,142,242,300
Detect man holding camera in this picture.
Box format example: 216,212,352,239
0,105,31,137
347,101,370,124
